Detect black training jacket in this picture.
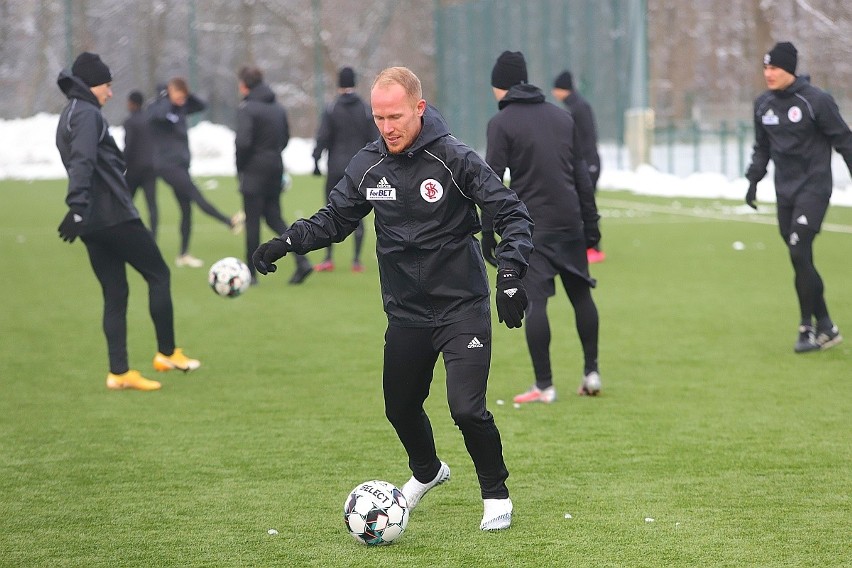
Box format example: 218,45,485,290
312,92,378,181
486,83,597,236
235,82,289,194
122,108,155,175
147,91,206,170
56,70,139,235
561,90,601,186
284,105,534,327
746,76,852,201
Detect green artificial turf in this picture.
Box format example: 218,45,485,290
1,177,850,567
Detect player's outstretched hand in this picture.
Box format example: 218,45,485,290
252,236,292,275
57,209,85,243
312,161,322,177
480,231,498,267
495,268,528,329
745,182,758,210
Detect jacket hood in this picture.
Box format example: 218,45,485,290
57,68,101,107
377,104,450,156
498,83,546,110
338,92,363,106
245,82,276,103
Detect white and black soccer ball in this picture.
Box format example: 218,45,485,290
208,257,252,298
343,480,409,546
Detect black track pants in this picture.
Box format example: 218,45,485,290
82,220,175,374
382,315,509,499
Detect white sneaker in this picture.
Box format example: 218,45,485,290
401,461,450,510
578,371,601,396
480,498,513,531
176,254,204,268
230,210,246,235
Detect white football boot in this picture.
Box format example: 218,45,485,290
577,371,602,396
480,497,513,531
401,461,450,510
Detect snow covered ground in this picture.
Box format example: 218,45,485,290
2,113,850,207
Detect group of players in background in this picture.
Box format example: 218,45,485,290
56,40,850,532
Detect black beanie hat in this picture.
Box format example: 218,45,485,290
338,67,355,89
491,51,527,90
72,52,112,87
764,42,797,76
128,90,144,107
553,70,574,90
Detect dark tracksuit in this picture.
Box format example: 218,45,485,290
235,82,309,277
148,91,232,255
487,83,600,382
746,76,852,327
123,107,158,237
311,92,379,263
56,70,175,374
282,106,533,499
560,90,601,187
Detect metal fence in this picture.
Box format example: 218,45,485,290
433,0,647,152
653,121,753,178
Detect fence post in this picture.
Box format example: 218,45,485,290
720,120,728,177
692,121,700,172
667,123,674,174
738,121,748,178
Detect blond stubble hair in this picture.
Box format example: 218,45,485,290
372,67,423,104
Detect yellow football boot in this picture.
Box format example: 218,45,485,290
106,370,162,391
153,348,201,373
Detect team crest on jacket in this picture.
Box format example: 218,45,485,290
420,178,443,203
787,106,802,123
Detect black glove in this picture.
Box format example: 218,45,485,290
480,231,498,267
58,209,85,243
495,268,528,329
745,182,758,210
584,221,601,249
252,235,293,275
312,161,322,177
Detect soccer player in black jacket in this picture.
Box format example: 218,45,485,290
745,42,851,353
123,90,158,237
148,77,243,268
485,51,602,403
311,67,379,272
236,66,312,285
254,67,533,531
56,52,200,391
552,69,604,263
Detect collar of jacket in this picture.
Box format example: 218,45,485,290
498,83,546,110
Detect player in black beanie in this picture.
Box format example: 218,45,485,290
745,41,852,352
552,68,603,263
485,52,603,403
56,53,200,390
311,67,378,273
